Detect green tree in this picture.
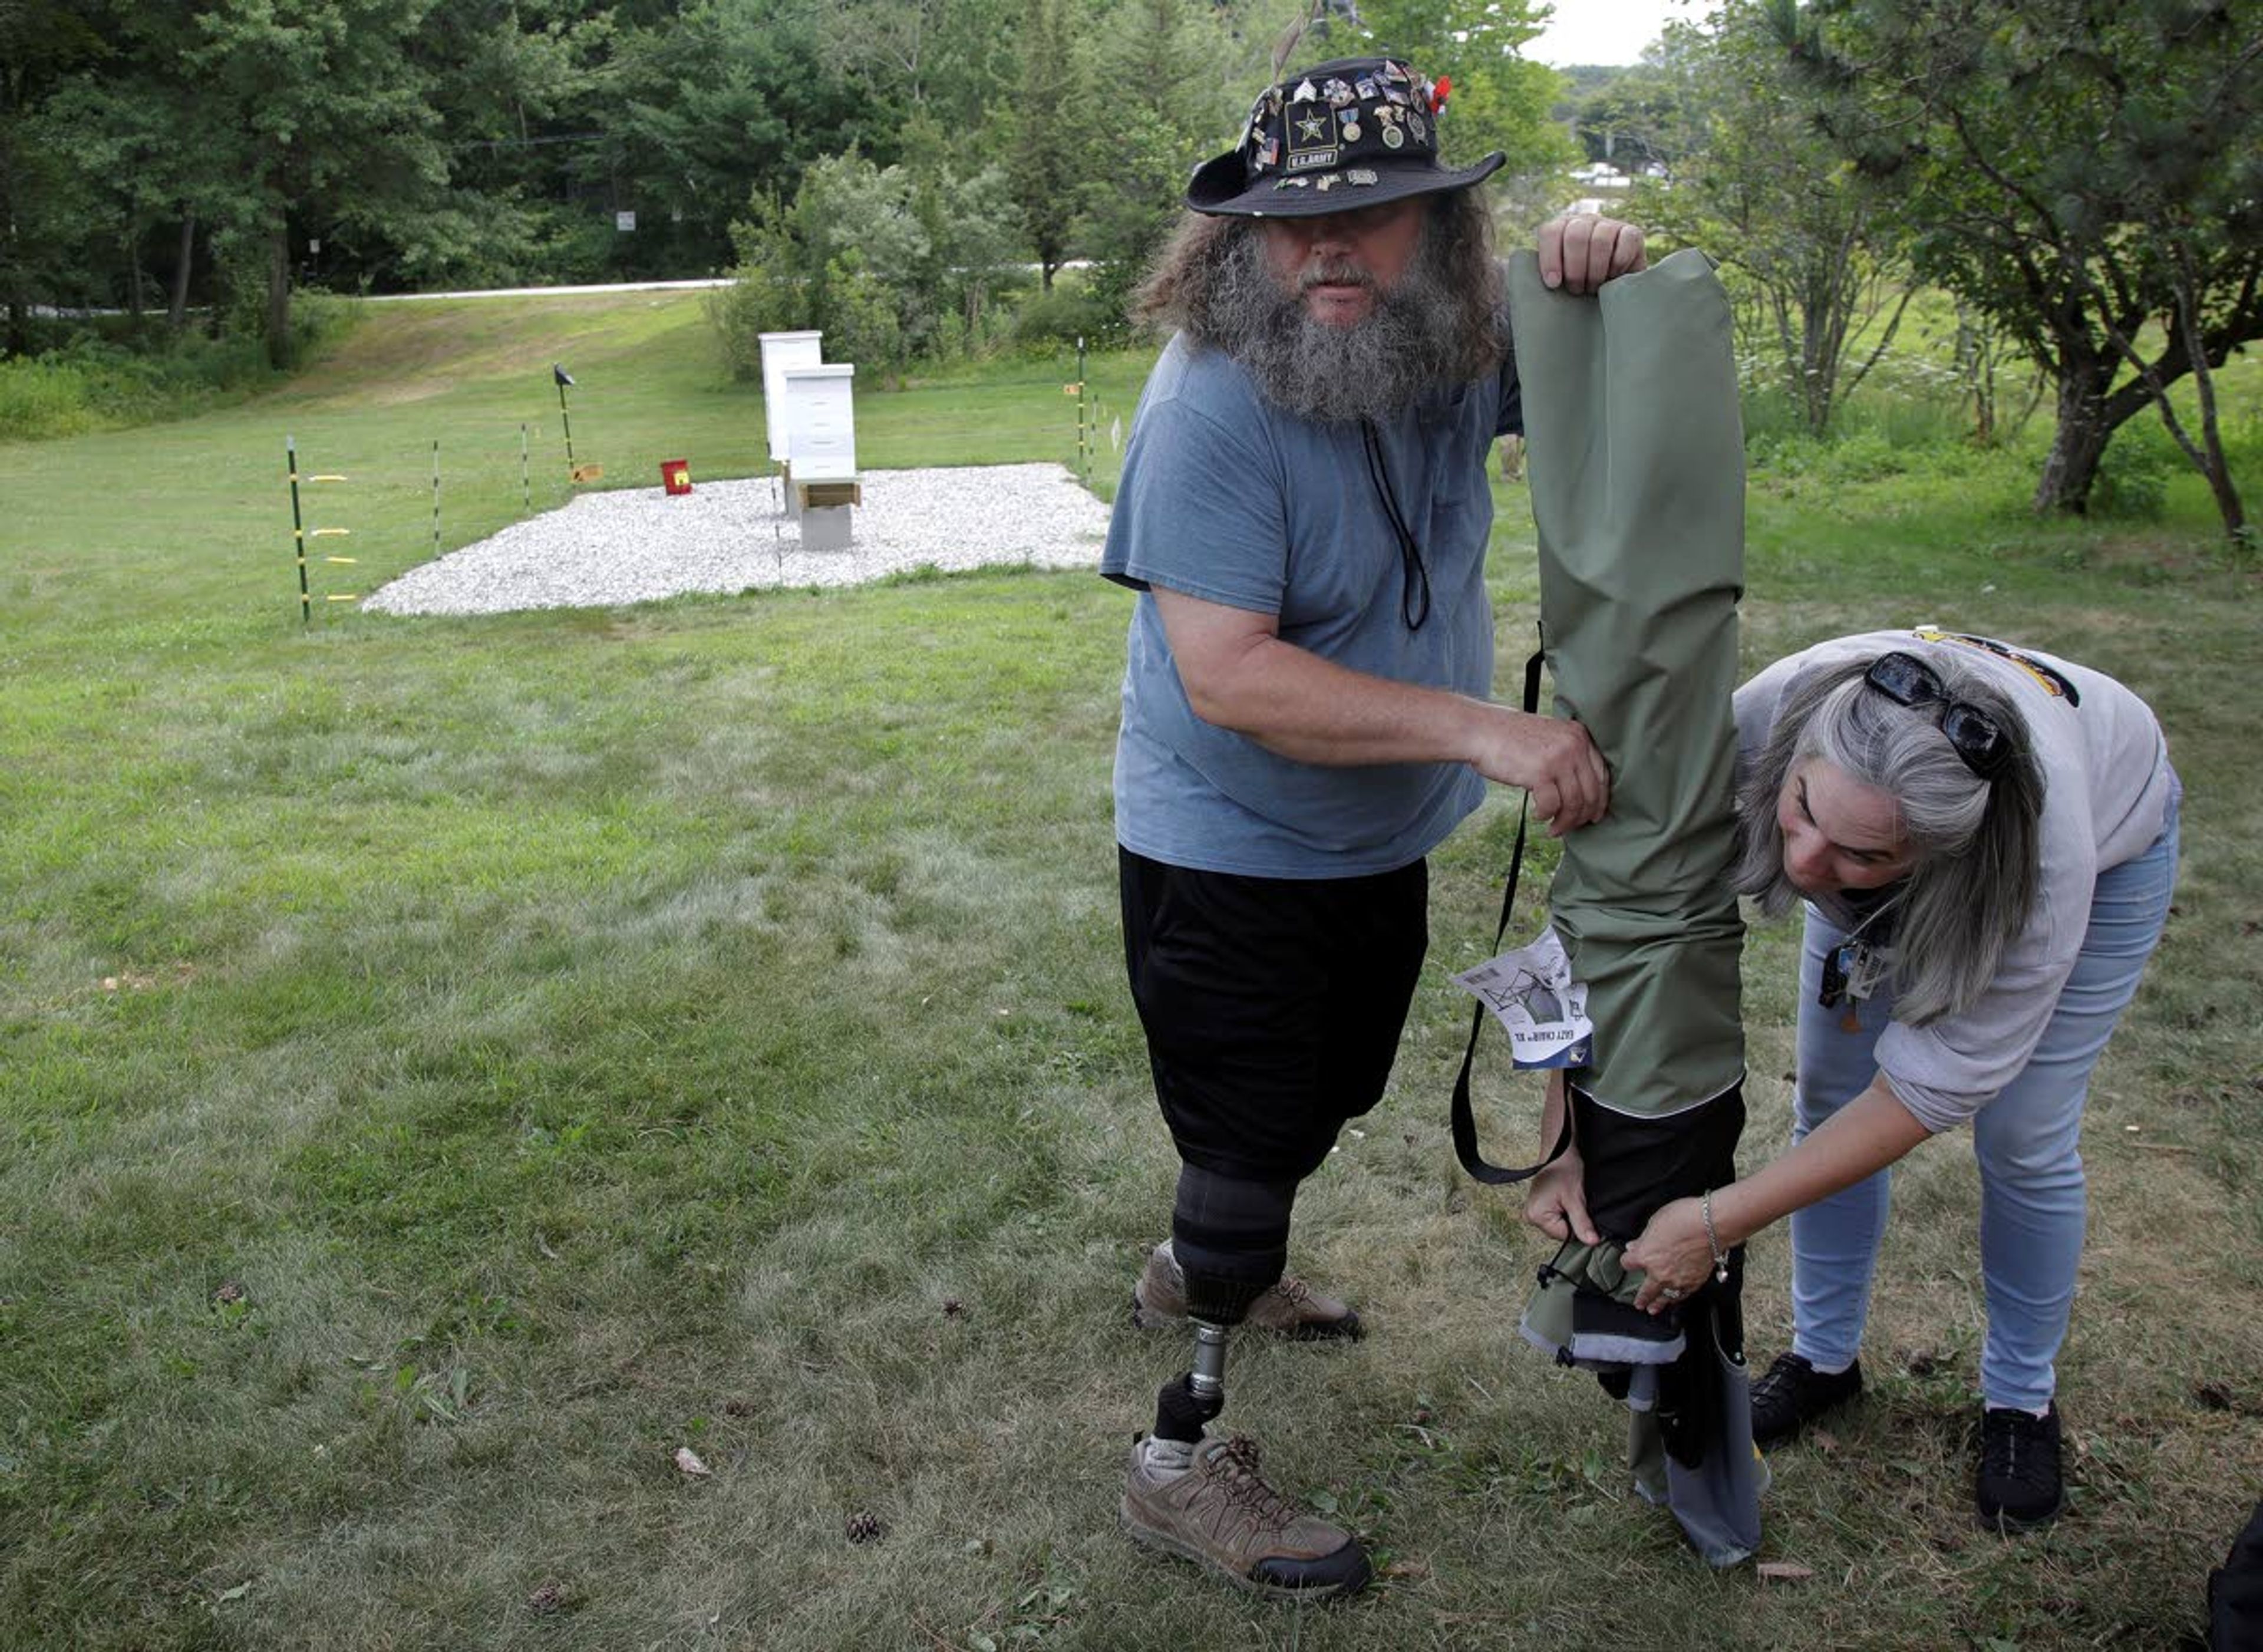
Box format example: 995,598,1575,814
182,0,455,366
1334,0,1573,176
36,5,290,330
1005,0,1083,289
711,145,1020,373
1786,0,2263,533
904,122,1023,345
1636,8,1914,434
707,187,803,380
819,0,1017,150
1565,40,1704,174
1072,0,1253,321
402,1,621,289
607,0,869,276
0,0,109,353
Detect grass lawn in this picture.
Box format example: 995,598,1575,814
1,291,2258,1651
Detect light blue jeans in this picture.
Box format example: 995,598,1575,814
1786,789,2180,1411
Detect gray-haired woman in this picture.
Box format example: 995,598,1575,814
1531,627,2179,1532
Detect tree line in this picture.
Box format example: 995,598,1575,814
4,0,2255,532
1569,0,2259,536
0,0,1562,362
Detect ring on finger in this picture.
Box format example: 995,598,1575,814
1660,1285,1684,1301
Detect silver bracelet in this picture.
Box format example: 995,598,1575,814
1701,1190,1731,1284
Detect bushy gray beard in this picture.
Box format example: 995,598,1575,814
1205,219,1472,424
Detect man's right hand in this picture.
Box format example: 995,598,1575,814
1150,588,1609,830
1523,1149,1600,1246
1538,213,1648,294
1470,707,1610,834
1523,1071,1599,1244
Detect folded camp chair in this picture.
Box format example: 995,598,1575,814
1477,247,1761,1567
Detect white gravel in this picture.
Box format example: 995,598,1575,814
364,463,1111,616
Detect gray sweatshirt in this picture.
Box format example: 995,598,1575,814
1735,628,2175,1131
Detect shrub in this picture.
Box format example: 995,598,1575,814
0,299,361,443
2092,437,2172,521
0,358,105,441
1008,281,1122,353
704,264,807,383
286,292,359,364
706,153,1025,381
822,253,905,378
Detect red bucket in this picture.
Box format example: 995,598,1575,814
661,459,693,496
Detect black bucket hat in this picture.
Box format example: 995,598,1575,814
1186,55,1506,219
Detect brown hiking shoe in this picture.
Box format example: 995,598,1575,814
1131,1241,1364,1340
1120,1435,1371,1600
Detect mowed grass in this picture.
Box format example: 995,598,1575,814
1,290,1147,650
1,290,2258,1651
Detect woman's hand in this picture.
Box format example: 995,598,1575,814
1624,1196,1714,1313
1621,1080,1932,1315
1523,1149,1599,1246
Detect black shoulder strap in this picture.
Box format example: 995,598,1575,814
1450,644,1573,1185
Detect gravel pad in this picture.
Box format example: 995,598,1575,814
365,463,1112,616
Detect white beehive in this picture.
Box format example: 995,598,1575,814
758,331,824,464
782,364,857,482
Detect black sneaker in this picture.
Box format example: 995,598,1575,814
1750,1351,1863,1448
1976,1403,2065,1532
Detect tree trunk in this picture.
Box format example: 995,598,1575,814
2169,257,2250,545
2033,361,2114,515
0,181,24,356
264,217,291,369
127,218,147,319
1959,315,1995,444
2188,387,2250,542
169,213,197,332
0,116,25,357
2199,454,2249,542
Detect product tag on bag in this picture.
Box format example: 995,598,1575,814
1452,926,1594,1069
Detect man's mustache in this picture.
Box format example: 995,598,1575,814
1299,262,1375,292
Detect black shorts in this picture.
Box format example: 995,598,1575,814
1118,846,1429,1183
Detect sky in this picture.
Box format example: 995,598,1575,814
1522,0,1696,66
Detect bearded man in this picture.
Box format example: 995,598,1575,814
1100,53,1645,1600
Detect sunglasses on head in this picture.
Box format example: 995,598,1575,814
1862,651,2014,780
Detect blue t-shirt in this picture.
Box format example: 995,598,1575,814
1101,332,1523,878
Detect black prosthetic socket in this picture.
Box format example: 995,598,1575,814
1571,1083,1744,1239
1153,1372,1225,1445
1170,1164,1297,1325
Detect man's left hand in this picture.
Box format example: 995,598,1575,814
1538,214,1648,295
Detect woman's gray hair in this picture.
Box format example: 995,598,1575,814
1733,651,2047,1025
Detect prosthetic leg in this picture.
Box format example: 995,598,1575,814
1120,1166,1372,1598
1150,1165,1291,1445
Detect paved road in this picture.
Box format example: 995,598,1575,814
362,264,1085,302
364,278,732,302
46,266,1088,315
